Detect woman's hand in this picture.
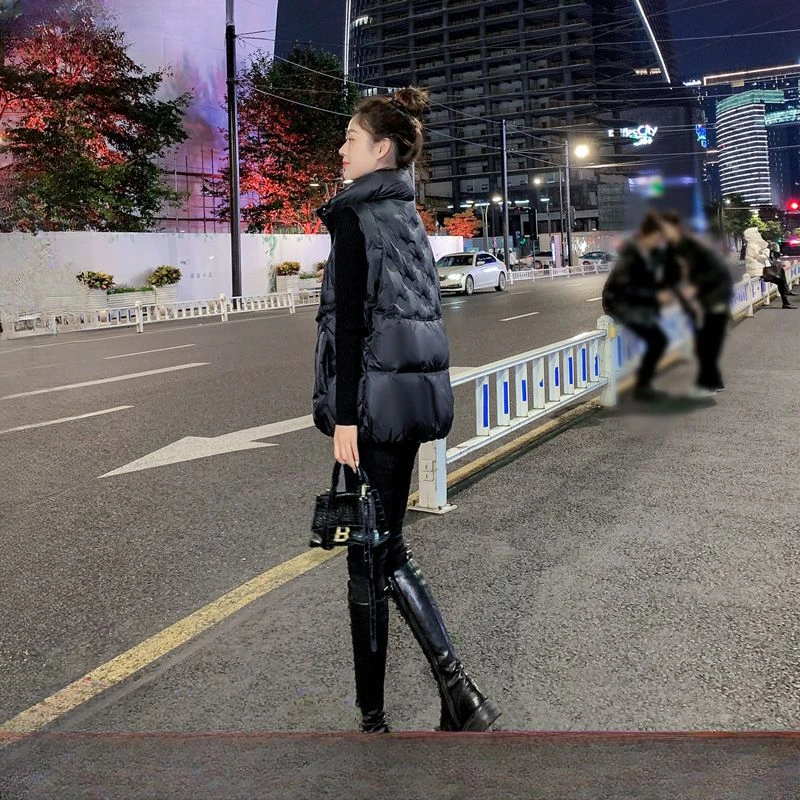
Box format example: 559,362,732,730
333,425,359,470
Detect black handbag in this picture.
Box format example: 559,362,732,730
310,463,388,550
310,463,389,652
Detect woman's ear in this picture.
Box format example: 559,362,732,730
377,137,394,162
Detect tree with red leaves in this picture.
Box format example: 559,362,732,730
0,2,189,231
212,46,360,234
443,209,481,238
416,204,438,234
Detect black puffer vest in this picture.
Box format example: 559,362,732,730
313,168,454,444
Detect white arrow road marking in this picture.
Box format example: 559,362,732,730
0,406,133,435
500,312,541,322
100,414,316,478
105,344,195,359
1,363,209,400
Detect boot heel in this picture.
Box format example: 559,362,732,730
462,699,501,732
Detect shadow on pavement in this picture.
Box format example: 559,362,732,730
614,394,717,417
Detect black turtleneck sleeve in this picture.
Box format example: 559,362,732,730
334,208,369,427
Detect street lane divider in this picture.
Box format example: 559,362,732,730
1,290,320,340
413,260,800,513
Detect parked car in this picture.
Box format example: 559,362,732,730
780,237,800,257
436,251,507,295
579,251,614,269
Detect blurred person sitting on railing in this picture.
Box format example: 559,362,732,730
743,228,795,309
765,239,796,308
661,211,733,398
602,211,677,402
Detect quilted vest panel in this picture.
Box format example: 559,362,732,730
313,168,454,444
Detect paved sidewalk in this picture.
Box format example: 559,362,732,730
2,305,799,797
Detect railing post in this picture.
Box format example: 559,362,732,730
289,292,296,314
414,438,455,514
134,301,144,333
220,293,229,322
597,314,618,407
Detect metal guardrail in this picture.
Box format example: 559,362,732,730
1,290,321,339
730,261,800,318
413,260,796,514
508,262,612,283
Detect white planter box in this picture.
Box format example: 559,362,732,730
76,287,109,309
298,277,321,291
276,275,300,295
154,285,178,304
107,291,155,308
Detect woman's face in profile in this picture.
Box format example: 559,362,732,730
338,116,391,182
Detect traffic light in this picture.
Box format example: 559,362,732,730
787,199,800,213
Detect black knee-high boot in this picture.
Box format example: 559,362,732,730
348,584,390,733
388,555,501,732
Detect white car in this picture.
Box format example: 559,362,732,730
436,251,507,295
579,251,615,269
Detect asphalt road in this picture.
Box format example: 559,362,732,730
2,273,800,800
0,276,608,724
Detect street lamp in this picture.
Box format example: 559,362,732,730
472,201,490,250
564,140,591,267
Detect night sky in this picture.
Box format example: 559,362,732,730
275,0,800,80
669,0,799,79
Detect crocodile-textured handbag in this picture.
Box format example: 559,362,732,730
310,463,388,551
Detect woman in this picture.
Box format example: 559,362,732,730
313,87,500,734
602,212,674,401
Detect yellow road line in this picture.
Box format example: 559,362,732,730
0,549,338,737
1,356,678,740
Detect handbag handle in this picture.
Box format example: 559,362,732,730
329,462,371,497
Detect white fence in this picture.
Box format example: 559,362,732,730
508,262,612,283
1,291,309,339
414,261,799,513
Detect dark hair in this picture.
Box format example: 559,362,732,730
353,87,429,168
638,211,663,237
661,210,682,228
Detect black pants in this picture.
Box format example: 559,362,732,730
696,312,728,390
764,273,791,305
625,322,668,389
344,441,420,604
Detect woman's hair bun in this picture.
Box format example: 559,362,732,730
391,87,430,120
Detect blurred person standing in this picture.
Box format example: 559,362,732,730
661,212,733,398
602,212,674,401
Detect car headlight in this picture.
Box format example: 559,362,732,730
446,272,464,280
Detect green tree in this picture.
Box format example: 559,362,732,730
0,4,190,231
721,195,755,243
212,46,360,234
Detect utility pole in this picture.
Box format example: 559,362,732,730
558,167,565,268
564,138,574,268
226,0,242,298
501,119,511,269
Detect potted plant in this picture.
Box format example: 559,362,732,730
274,261,301,295
76,271,114,309
106,284,156,309
146,265,182,304
298,271,321,291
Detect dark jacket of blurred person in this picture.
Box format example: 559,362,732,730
602,213,673,399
